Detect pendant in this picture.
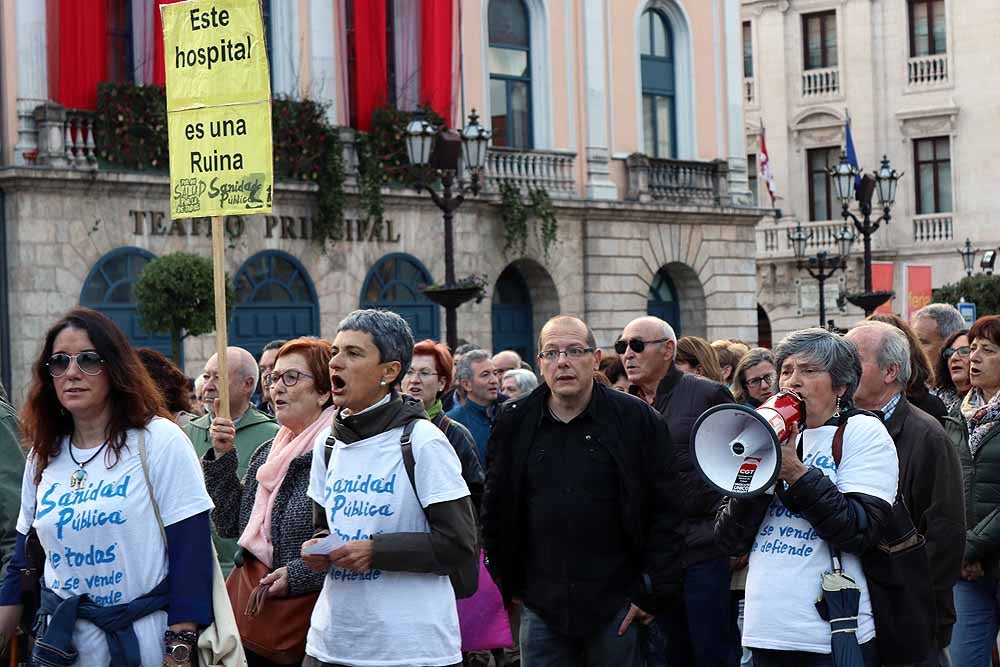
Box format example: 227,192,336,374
70,467,87,490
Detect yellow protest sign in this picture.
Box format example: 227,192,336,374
163,0,272,219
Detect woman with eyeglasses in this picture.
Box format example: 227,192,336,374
202,337,335,667
933,330,971,414
402,340,485,508
0,307,214,667
944,315,1000,666
731,348,776,408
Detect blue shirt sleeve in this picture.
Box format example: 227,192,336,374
0,531,26,605
165,511,214,626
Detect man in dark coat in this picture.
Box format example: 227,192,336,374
848,322,965,666
482,316,685,666
620,316,739,667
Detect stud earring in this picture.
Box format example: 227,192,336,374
380,380,387,386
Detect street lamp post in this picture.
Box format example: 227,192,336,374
405,110,491,351
958,238,978,277
830,153,902,315
789,222,855,328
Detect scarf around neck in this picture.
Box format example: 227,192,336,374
961,388,1000,457
238,405,337,566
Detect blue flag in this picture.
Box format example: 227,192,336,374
844,117,861,197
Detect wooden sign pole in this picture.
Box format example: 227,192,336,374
211,215,231,420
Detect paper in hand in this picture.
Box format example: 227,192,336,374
303,533,346,556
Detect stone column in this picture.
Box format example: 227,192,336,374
581,0,618,200
15,0,49,165
33,103,68,168
723,0,753,206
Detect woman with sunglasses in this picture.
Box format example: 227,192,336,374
0,307,214,667
933,330,971,414
202,337,335,667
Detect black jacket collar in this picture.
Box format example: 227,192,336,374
628,364,683,402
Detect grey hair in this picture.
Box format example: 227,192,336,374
337,309,414,385
455,349,492,385
913,303,966,340
847,321,912,390
454,343,479,357
732,347,775,404
773,328,862,408
502,368,539,396
626,316,677,347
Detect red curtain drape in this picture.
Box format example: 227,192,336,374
420,0,453,126
50,0,107,110
353,0,388,131
153,0,185,86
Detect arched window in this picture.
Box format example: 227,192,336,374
230,251,320,358
361,254,440,342
488,0,533,149
80,247,175,359
647,269,681,334
640,9,675,158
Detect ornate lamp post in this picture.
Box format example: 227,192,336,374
830,152,903,315
405,110,491,351
789,222,855,327
958,238,978,277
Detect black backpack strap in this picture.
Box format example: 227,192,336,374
399,421,427,517
324,433,337,466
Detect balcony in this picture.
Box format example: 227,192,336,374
626,154,729,206
801,67,840,98
757,220,884,258
912,214,953,243
483,147,577,198
29,103,97,170
908,54,949,89
744,77,757,106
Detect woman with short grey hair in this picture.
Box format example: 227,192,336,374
501,368,538,400
300,309,477,667
717,328,898,666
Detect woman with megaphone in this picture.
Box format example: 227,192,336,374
715,328,899,667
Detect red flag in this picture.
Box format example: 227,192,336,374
759,129,777,206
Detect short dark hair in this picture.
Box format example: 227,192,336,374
263,339,288,353
138,348,192,415
600,355,627,384
934,329,969,393
970,315,1000,349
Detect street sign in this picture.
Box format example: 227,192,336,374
958,300,977,327
163,0,272,219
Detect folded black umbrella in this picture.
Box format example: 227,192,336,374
816,568,865,667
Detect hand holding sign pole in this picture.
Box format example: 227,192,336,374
162,0,273,419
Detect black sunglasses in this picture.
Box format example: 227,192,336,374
46,351,105,377
614,337,670,355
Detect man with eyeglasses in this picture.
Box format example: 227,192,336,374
482,316,685,667
847,321,964,667
183,346,278,575
618,316,739,667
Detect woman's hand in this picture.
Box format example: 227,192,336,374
0,604,22,656
301,539,331,572
260,567,289,597
329,540,374,573
961,561,984,581
209,399,236,457
778,422,809,485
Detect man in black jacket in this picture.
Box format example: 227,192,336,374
482,316,684,667
847,322,965,666
620,316,739,667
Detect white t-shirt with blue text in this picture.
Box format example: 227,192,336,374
742,414,898,653
306,419,469,667
16,417,214,667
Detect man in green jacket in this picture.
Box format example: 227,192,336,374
0,381,25,573
185,347,279,575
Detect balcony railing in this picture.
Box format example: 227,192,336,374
744,77,756,106
802,67,840,98
908,54,949,88
32,103,97,170
483,147,577,198
913,214,953,243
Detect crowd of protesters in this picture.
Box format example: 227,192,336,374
0,301,997,666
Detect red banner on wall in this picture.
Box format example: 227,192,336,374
872,262,895,314
907,265,933,319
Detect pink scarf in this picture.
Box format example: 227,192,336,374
238,406,337,567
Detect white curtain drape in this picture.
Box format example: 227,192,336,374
393,0,422,111
131,0,155,84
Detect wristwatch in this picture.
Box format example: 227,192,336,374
168,642,191,662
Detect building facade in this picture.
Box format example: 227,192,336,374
0,0,763,395
743,0,1000,340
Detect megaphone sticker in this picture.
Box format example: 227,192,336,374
733,457,763,494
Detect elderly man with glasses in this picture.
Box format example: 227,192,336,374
618,316,739,667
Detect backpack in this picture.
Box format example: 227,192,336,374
324,420,479,598
831,411,935,665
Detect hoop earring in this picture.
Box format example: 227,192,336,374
833,395,842,419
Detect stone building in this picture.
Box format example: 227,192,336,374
743,0,1000,340
0,0,764,396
